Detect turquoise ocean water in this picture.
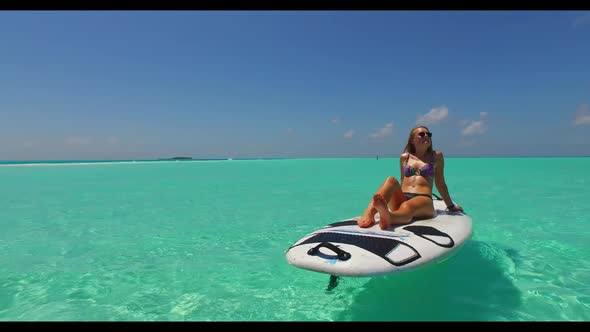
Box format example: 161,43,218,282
0,158,588,321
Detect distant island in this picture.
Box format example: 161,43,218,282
158,157,193,160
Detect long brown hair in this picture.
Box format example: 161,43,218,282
403,125,433,154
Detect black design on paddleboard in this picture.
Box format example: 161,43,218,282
325,220,358,228
435,209,466,216
291,232,421,266
402,225,455,248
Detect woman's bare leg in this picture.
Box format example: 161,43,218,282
357,176,405,228
373,195,435,229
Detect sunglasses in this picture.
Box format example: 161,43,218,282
417,132,433,138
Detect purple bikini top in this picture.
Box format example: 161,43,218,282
403,152,435,178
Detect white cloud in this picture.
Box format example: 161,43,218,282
416,106,449,125
462,121,486,136
344,129,355,139
331,117,340,125
370,122,393,139
64,137,91,146
572,13,590,28
460,112,488,137
573,104,590,126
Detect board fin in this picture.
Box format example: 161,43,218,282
326,275,340,291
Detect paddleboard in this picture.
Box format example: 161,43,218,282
285,199,472,277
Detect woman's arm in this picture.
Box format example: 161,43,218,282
399,153,407,184
433,151,463,211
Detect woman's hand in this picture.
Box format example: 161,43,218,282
448,204,463,212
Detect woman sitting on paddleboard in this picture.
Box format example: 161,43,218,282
357,125,464,229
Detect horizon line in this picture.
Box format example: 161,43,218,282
1,155,590,164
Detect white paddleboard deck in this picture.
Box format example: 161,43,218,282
285,199,472,277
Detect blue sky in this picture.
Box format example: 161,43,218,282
1,11,589,160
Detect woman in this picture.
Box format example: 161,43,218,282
357,125,463,229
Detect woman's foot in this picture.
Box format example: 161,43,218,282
357,206,377,228
373,194,391,229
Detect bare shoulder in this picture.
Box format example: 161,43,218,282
400,152,409,159
433,150,444,162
